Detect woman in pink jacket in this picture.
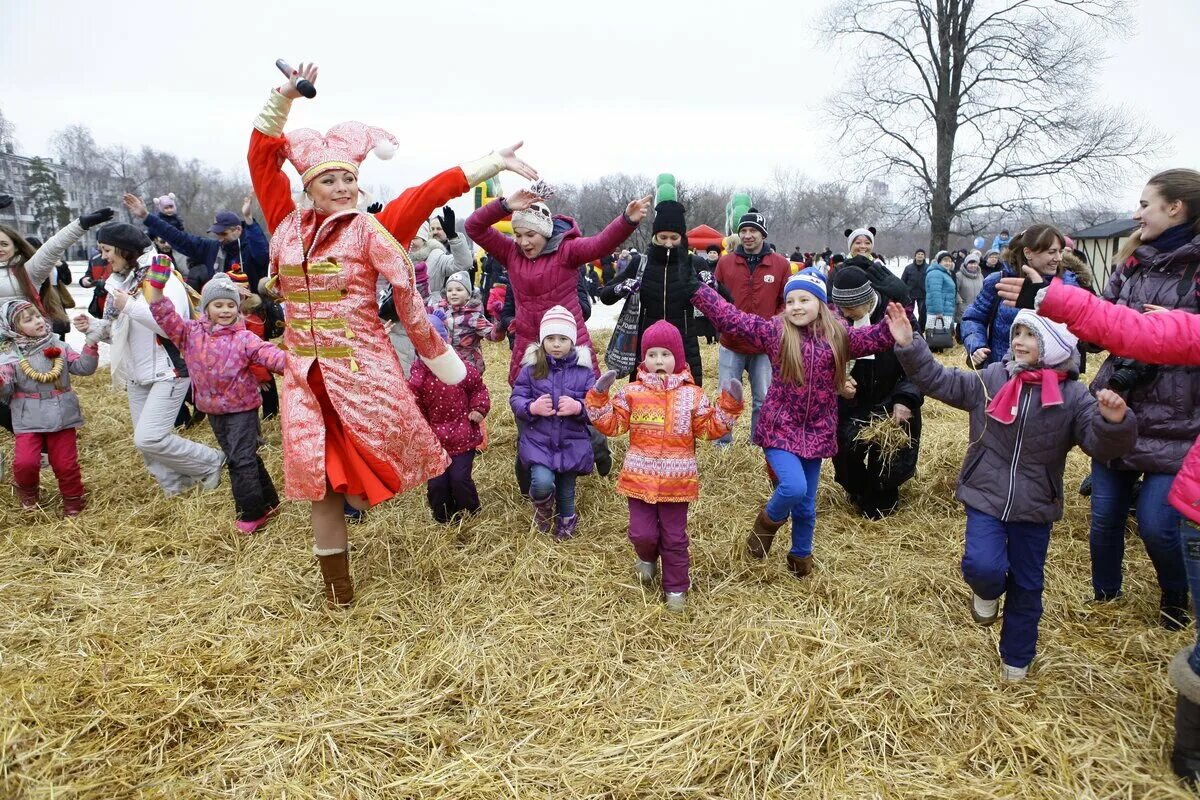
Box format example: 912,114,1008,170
999,273,1200,784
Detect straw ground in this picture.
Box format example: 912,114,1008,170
0,334,1195,798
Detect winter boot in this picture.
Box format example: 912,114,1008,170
1169,650,1200,784
531,493,555,534
314,547,354,607
15,483,40,510
62,495,86,518
1162,591,1190,631
554,514,579,541
971,593,1000,626
634,559,657,587
747,509,786,560
665,591,687,613
786,554,814,579
1000,662,1028,682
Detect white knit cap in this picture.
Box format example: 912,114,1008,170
1012,309,1077,368
845,227,875,251
539,305,577,345
512,201,553,239
415,221,432,242
445,270,472,291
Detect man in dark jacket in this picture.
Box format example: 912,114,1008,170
125,194,269,292
830,263,922,518
901,248,928,333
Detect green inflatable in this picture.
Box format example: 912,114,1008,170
725,193,752,236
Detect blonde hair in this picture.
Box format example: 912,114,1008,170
778,302,849,387
1115,168,1200,265
531,344,551,380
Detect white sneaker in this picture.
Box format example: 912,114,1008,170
634,559,656,586
665,592,686,612
971,593,1000,626
1000,662,1028,682
201,464,224,491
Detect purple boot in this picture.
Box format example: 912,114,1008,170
555,514,579,541
531,493,555,534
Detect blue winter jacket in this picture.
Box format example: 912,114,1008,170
960,264,1079,366
924,263,957,318
143,213,269,291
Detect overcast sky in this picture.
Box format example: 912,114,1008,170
2,0,1194,217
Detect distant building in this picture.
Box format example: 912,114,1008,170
1071,217,1139,288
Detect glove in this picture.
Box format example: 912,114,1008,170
438,206,456,239
366,202,383,214
557,396,583,416
865,261,911,305
721,379,743,404
146,255,173,290
677,258,701,297
618,278,641,297
487,298,504,319
79,208,115,230
1015,277,1042,310
699,270,717,289
529,394,556,417
378,288,398,322
594,369,618,395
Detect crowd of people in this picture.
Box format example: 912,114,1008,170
2,63,1200,782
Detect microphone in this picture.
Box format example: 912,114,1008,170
275,59,316,98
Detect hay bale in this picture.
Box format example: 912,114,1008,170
0,336,1192,798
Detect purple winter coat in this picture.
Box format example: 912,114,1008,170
692,285,895,458
896,336,1137,523
466,199,636,386
1089,234,1200,474
408,359,490,457
150,299,286,415
510,345,596,474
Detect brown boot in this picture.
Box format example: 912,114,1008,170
787,554,813,578
315,548,355,607
62,495,86,518
747,509,786,559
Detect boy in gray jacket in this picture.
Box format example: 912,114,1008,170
885,305,1136,682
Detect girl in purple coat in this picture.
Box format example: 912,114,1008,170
410,314,491,522
510,306,596,540
681,266,898,577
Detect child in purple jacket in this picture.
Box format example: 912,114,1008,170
510,305,596,540
147,269,286,534
410,314,491,522
681,266,898,577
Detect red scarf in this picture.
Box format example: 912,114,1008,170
986,369,1066,424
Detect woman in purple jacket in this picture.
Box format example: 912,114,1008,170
510,306,597,541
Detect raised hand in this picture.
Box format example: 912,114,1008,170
721,379,743,404
970,347,991,367
996,266,1044,307
885,301,913,347
365,201,383,214
122,193,149,220
529,394,555,417
79,207,114,230
278,62,318,100
242,195,254,221
594,370,619,395
497,141,539,182
439,206,457,239
556,396,583,417
625,194,653,224
1096,389,1128,423
505,188,543,212
72,315,91,333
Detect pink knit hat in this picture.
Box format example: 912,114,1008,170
539,305,577,345
640,320,685,373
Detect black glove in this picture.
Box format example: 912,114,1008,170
438,205,457,239
366,202,383,214
79,207,115,230
378,288,398,322
0,194,12,211
864,261,911,305
1015,277,1042,310
677,257,701,298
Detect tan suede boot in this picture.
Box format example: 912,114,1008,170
747,509,787,559
315,547,354,607
786,554,813,578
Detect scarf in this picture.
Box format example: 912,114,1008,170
1148,222,1196,255
985,366,1066,424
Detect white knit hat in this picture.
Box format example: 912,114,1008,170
1011,309,1077,368
845,226,876,251
445,270,472,292
415,221,432,242
512,202,553,239
539,305,577,345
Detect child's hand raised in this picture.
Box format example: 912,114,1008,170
594,370,619,395
625,195,654,224
884,302,913,347
557,396,583,417
1096,389,1128,423
529,394,556,417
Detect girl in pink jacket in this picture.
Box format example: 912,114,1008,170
148,269,286,534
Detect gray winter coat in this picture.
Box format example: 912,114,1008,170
1090,235,1200,474
0,341,98,433
896,337,1137,523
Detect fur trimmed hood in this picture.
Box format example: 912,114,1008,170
521,343,593,370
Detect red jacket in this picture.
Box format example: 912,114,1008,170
713,248,792,353
408,359,491,457
1039,280,1200,525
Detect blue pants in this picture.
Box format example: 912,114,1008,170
1177,520,1200,676
529,465,577,518
715,347,772,444
763,449,822,558
962,507,1052,669
1089,461,1186,597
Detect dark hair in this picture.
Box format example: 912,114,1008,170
914,248,926,255
1009,224,1067,275
0,224,37,263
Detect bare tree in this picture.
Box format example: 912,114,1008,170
822,0,1160,252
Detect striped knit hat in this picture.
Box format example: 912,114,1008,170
539,305,577,345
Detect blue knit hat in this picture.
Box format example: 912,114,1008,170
784,267,828,303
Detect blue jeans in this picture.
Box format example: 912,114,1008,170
1180,521,1200,674
529,465,577,518
763,449,822,558
715,347,772,444
1089,461,1186,597
962,506,1053,669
